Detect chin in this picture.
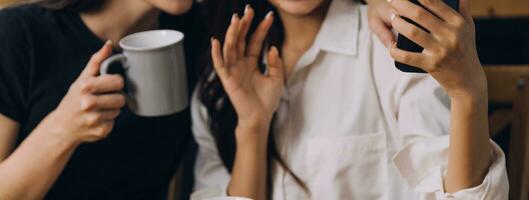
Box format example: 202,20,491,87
149,0,194,15
269,0,329,17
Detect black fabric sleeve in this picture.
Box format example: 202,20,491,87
0,9,31,123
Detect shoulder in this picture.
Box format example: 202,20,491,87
0,5,66,33
0,7,33,56
0,5,51,23
0,5,52,39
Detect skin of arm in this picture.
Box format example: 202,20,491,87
229,126,270,199
0,42,125,200
388,0,491,192
446,94,490,192
0,116,80,200
0,115,18,162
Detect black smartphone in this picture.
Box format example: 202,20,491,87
395,0,460,73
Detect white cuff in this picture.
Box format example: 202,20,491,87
191,184,229,200
393,136,509,199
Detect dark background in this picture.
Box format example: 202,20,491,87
476,18,529,65
476,17,529,175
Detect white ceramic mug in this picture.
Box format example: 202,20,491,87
100,30,188,117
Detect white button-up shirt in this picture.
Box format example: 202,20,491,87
190,0,509,199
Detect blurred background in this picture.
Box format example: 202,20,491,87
472,1,529,200
0,0,528,200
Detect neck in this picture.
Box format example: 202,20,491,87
80,0,160,46
279,2,329,51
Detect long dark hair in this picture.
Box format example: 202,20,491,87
198,0,318,197
13,0,104,11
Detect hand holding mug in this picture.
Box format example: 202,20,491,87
389,0,486,100
100,30,188,117
37,41,125,144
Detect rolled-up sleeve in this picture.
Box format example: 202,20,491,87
392,74,509,199
190,89,230,200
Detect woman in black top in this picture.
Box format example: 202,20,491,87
0,0,206,199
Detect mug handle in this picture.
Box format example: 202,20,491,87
100,54,128,75
100,54,130,97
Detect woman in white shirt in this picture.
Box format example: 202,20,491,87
191,0,508,199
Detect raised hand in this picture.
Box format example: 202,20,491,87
389,0,486,100
37,41,125,143
210,6,285,132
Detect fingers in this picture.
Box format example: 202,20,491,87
91,121,114,138
237,5,255,58
99,110,121,121
81,40,113,78
391,15,439,50
84,110,121,126
78,74,124,94
80,93,126,111
266,46,285,80
223,14,241,66
390,43,432,71
389,0,445,34
247,11,275,58
457,0,474,25
211,38,229,79
82,115,115,138
416,0,463,26
94,93,126,110
370,16,395,47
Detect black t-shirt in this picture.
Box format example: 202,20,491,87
0,4,206,200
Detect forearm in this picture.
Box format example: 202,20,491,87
0,128,79,200
228,126,269,200
445,95,491,193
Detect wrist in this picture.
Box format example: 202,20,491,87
450,91,488,110
237,114,272,129
32,126,80,153
447,64,488,104
35,112,82,148
235,125,270,150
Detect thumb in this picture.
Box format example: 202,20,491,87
459,0,473,24
80,40,113,78
266,46,285,81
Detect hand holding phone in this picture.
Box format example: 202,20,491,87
394,0,459,73
388,0,486,100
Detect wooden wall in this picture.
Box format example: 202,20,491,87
2,0,529,17
472,0,529,17
0,0,15,8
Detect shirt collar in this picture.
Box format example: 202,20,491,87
313,0,360,56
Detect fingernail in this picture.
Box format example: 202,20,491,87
269,46,276,53
266,11,274,18
390,13,397,21
231,13,239,24
273,46,280,55
244,4,251,14
105,40,112,46
387,0,392,3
